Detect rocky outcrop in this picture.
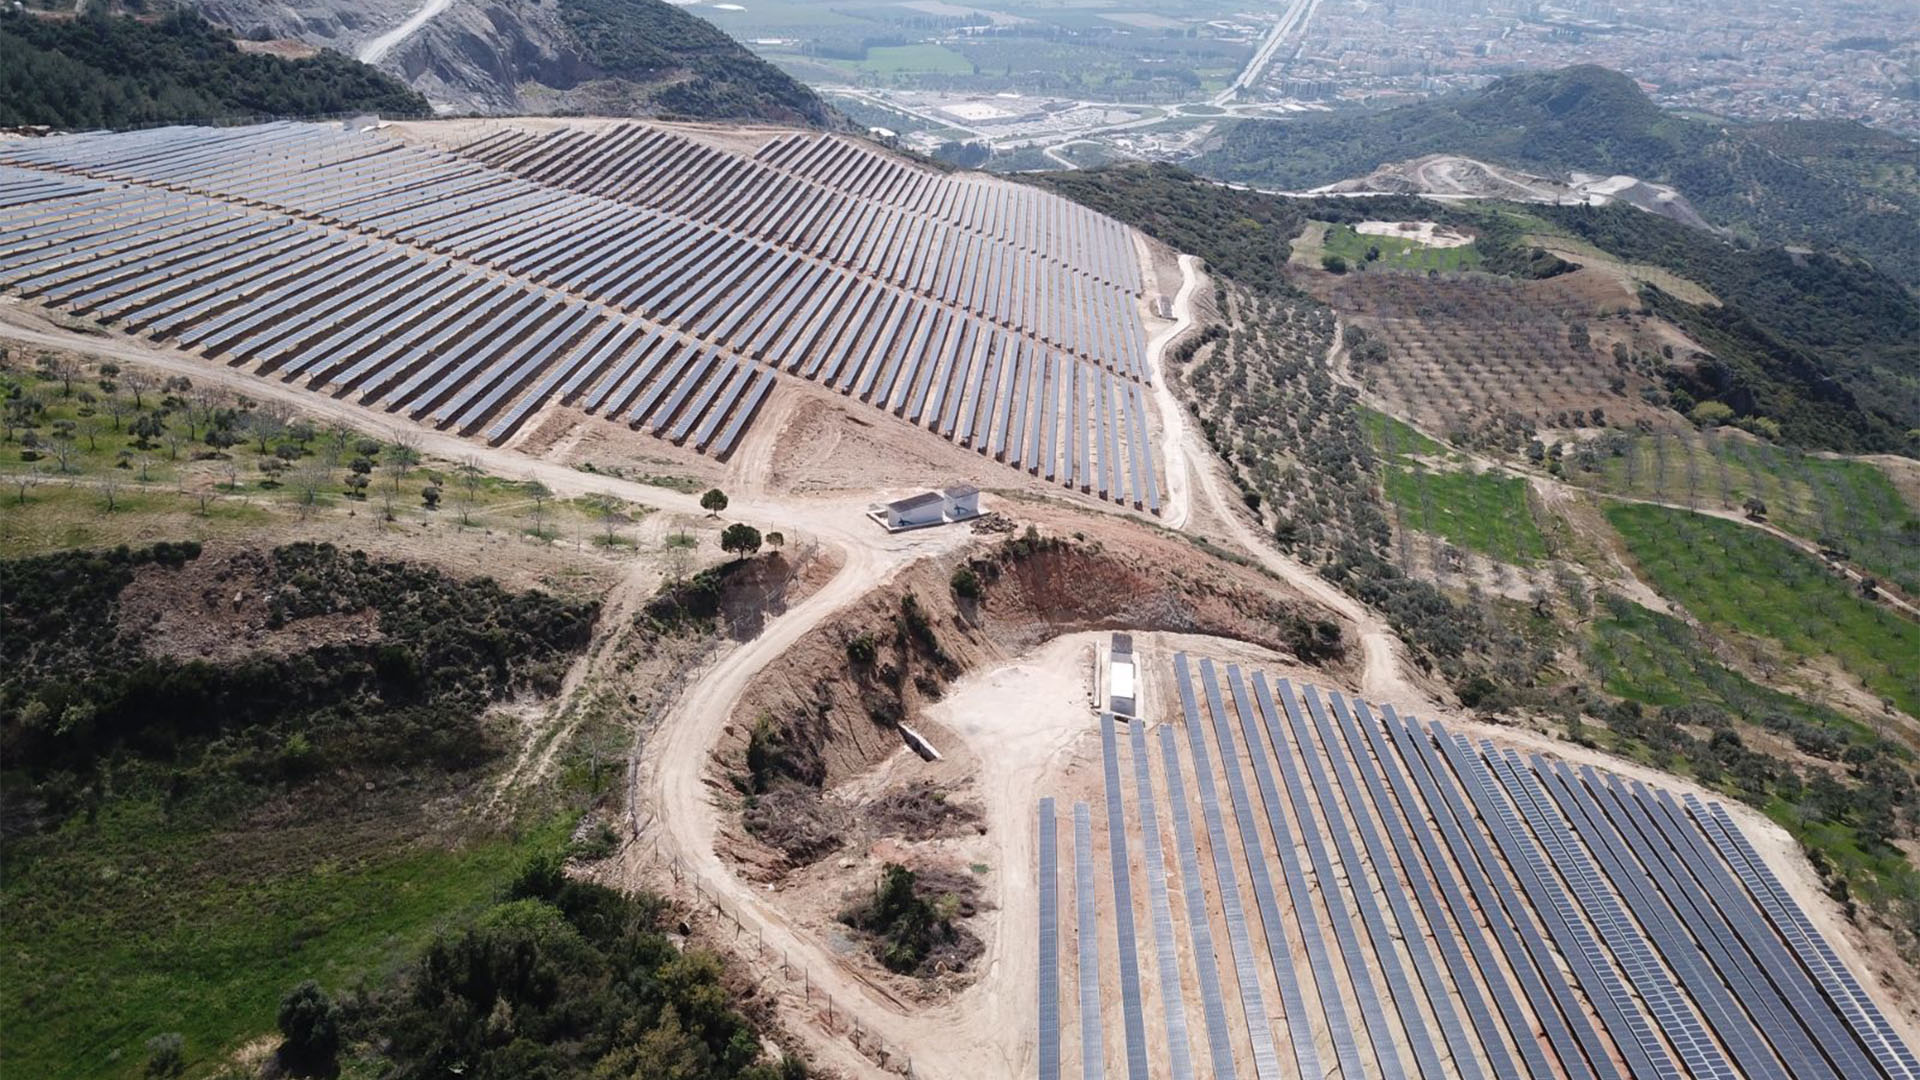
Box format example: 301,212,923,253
187,0,831,123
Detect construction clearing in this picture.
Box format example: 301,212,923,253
1039,649,1919,1080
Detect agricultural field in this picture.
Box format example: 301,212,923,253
1294,221,1484,274
1565,428,1920,596
1327,269,1679,448
1606,502,1920,719
703,0,1252,98
1364,408,1547,566
4,800,570,1079
1586,594,1874,744
840,43,975,76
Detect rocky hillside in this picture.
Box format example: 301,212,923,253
192,0,833,124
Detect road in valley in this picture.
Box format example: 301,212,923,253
1213,0,1323,106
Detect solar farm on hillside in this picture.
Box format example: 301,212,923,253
1039,650,1918,1080
0,120,1162,509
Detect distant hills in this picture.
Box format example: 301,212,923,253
192,0,834,126
0,8,430,128
1193,65,1920,287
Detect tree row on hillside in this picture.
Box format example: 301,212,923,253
0,8,430,129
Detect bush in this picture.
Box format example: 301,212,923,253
276,981,340,1075
949,565,982,600
1320,253,1349,273
144,1033,184,1078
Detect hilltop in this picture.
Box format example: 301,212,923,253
1193,65,1920,287
191,0,834,125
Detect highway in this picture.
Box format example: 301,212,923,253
1213,0,1323,106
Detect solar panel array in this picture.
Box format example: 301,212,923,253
0,122,1163,507
1040,651,1919,1079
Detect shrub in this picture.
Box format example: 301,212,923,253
949,565,982,600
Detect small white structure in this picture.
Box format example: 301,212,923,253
883,491,947,530
942,484,980,519
870,484,985,532
1108,631,1137,716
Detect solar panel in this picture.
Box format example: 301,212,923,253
1073,802,1105,1080
1099,715,1151,1080
1171,655,1283,1080
1038,798,1062,1080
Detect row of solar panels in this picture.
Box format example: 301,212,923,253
756,132,1143,296
451,122,1151,378
0,132,1166,507
0,122,1145,380
1036,653,1918,1079
0,170,768,453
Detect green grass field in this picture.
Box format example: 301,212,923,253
847,43,974,75
1606,502,1920,718
1319,222,1483,273
1569,430,1920,595
1363,409,1546,563
1588,596,1872,741
2,794,571,1078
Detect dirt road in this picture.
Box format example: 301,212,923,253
1143,252,1201,530
1144,262,1438,713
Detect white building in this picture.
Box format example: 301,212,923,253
942,484,980,520
883,491,948,530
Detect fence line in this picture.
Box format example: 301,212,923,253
631,817,919,1077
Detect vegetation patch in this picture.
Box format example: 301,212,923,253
336,843,806,1079
1311,222,1484,273
0,8,428,129
839,863,983,977
558,0,831,125
1563,429,1920,595
1605,503,1920,717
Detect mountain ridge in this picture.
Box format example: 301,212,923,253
1193,65,1920,287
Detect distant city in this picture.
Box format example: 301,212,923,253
690,0,1919,164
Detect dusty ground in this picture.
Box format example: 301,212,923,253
1353,220,1474,248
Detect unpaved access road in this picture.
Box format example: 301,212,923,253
0,263,1432,1078
1142,250,1201,531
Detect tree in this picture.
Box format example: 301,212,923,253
421,483,442,510
1320,253,1349,274
246,401,291,453
385,438,420,493
39,351,80,396
524,479,552,538
276,980,340,1076
1690,400,1734,427
1743,497,1768,521
453,456,484,526
720,522,762,556
765,530,784,553
591,495,626,544
700,487,729,517
123,369,156,409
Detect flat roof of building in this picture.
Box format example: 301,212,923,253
887,491,946,512
943,483,980,498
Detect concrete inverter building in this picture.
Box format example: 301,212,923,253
943,484,980,519
884,491,948,530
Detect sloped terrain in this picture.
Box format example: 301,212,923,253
190,0,832,123
1194,65,1920,288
